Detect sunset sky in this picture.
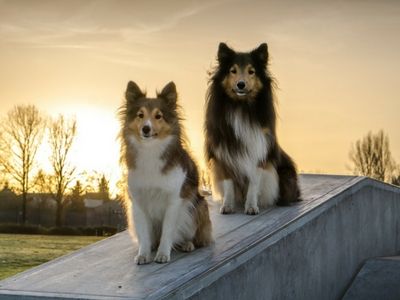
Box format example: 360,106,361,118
0,0,399,190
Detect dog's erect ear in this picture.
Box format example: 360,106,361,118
159,81,177,104
251,43,269,65
217,42,235,63
125,81,144,102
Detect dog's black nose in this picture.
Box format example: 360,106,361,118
142,126,151,135
236,81,246,90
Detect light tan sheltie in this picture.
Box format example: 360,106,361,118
120,81,212,264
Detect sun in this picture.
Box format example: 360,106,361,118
41,102,122,196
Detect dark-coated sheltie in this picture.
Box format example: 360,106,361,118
204,43,301,215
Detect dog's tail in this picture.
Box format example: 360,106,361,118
276,149,301,206
193,194,213,247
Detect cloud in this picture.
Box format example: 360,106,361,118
0,0,226,67
0,0,221,45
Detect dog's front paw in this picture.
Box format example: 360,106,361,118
135,254,151,265
245,206,259,215
179,241,195,252
154,253,170,264
220,205,235,214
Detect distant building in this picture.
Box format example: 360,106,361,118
84,199,104,209
79,192,125,229
27,193,56,209
0,188,126,230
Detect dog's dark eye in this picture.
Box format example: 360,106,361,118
138,113,144,119
248,69,255,75
155,114,162,120
230,68,237,74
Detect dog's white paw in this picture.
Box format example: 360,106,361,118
179,241,195,252
220,205,235,214
245,206,259,215
135,254,151,265
154,253,170,264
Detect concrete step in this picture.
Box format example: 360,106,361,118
343,256,400,300
0,174,399,300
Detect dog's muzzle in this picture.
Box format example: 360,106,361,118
141,125,156,139
234,80,250,96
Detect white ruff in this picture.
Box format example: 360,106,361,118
215,110,268,179
128,135,183,192
214,110,279,208
126,134,196,261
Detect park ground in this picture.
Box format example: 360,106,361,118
0,234,105,280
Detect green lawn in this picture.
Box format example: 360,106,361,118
0,234,105,280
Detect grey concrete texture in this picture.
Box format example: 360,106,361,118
342,256,400,300
189,178,400,300
0,175,399,300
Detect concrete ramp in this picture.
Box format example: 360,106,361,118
0,175,399,299
343,256,400,300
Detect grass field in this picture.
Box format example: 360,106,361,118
0,234,105,280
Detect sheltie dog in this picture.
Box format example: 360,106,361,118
204,43,301,215
120,81,212,264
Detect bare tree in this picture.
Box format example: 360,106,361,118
80,170,111,198
349,130,396,182
392,166,400,186
33,169,52,194
48,115,77,227
0,105,45,224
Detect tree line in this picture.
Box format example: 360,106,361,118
0,105,398,226
0,105,115,227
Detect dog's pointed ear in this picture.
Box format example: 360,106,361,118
159,81,177,104
217,42,235,63
251,43,269,65
126,81,144,102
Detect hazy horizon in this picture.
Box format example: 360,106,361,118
1,0,399,189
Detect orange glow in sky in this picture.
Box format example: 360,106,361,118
1,0,399,193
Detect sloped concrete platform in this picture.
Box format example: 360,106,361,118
0,175,399,300
342,256,400,300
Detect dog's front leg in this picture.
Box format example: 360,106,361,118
220,179,235,214
154,199,180,263
245,174,261,215
133,203,153,264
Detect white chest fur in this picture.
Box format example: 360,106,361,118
229,110,268,162
215,110,269,177
126,136,196,264
127,135,186,206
